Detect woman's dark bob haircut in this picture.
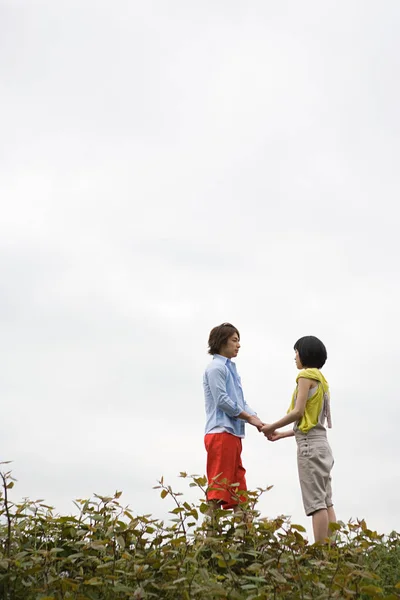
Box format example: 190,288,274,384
294,336,327,369
208,323,240,355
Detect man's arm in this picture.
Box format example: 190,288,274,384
206,367,263,429
238,410,264,430
242,400,257,417
206,365,242,417
241,399,263,429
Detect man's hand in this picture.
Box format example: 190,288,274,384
247,415,264,431
260,423,276,436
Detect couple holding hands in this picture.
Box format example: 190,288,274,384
203,323,336,543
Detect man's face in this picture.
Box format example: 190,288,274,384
219,333,241,359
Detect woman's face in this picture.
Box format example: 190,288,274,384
295,349,303,370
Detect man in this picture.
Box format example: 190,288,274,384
203,322,263,510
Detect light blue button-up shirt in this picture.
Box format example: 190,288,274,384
203,354,256,437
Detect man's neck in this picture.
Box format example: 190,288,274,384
217,352,232,360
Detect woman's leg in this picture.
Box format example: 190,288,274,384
312,508,329,543
327,505,336,525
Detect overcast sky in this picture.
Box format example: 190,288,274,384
1,0,399,540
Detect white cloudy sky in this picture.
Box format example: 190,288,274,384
1,0,399,540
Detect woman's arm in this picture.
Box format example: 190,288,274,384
261,378,314,436
268,429,295,441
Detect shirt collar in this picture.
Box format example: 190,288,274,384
214,354,228,362
214,354,234,366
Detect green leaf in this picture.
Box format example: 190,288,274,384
160,489,168,499
246,563,262,573
173,577,188,584
199,502,209,514
269,568,287,583
291,523,306,532
360,585,383,595
242,575,267,583
84,577,103,586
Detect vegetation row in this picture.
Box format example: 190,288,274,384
1,465,399,599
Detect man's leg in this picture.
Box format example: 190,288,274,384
203,433,247,540
204,433,243,508
232,443,251,522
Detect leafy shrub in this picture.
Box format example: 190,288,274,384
1,463,399,599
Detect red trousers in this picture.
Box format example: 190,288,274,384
204,432,247,509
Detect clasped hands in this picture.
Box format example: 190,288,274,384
247,416,279,441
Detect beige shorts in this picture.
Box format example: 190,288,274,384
296,433,334,516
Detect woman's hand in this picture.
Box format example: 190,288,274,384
260,423,275,436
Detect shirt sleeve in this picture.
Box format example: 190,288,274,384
236,374,256,416
242,401,256,416
206,365,242,418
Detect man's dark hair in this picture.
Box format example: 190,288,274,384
294,336,327,369
208,323,240,355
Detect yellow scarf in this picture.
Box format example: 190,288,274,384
288,368,330,433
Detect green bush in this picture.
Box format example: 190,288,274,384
1,463,399,599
